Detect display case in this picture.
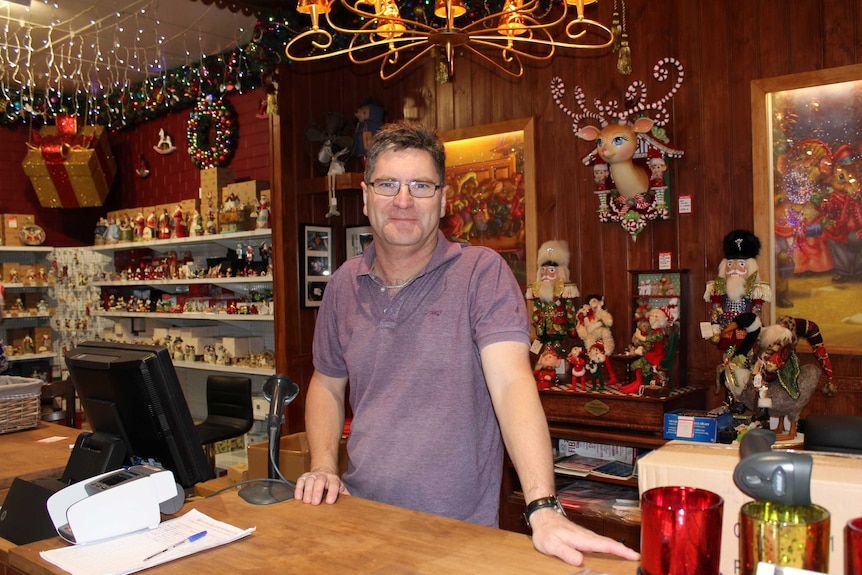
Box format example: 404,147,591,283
611,269,689,394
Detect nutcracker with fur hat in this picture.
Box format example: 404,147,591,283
703,229,772,344
715,311,763,407
526,241,580,359
736,316,837,440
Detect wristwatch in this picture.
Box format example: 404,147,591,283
523,495,567,528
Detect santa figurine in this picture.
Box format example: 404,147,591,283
624,307,671,390
173,204,188,238
566,346,587,391
526,240,579,358
704,229,772,343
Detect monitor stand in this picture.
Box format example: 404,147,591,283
238,480,295,505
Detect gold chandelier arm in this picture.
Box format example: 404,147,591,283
468,35,555,62
328,0,439,35
460,42,525,78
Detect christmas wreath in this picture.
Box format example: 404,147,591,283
187,95,237,169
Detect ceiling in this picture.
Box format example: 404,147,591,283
0,0,261,93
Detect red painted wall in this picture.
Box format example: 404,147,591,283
0,90,270,246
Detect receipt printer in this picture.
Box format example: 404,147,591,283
46,465,181,544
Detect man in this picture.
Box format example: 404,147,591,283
703,229,772,344
295,121,638,567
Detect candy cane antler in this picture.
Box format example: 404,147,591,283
551,57,684,132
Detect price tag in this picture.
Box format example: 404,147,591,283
658,252,672,270
679,195,692,214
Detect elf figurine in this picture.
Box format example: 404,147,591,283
585,342,608,392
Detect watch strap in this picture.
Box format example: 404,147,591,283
523,495,566,528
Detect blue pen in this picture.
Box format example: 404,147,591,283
143,530,207,561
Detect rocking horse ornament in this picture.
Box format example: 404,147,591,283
551,57,686,240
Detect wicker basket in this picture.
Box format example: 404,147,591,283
0,376,43,434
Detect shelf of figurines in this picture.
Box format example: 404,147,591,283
90,228,272,258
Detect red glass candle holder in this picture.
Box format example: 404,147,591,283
640,486,724,575
847,517,862,575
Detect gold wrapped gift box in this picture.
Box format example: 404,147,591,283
21,125,117,208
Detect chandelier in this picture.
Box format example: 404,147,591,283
285,0,614,80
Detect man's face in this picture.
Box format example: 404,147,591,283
362,148,447,249
539,265,558,282
725,258,749,278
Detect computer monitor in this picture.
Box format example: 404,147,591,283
64,341,214,489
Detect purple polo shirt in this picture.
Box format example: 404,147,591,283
312,231,530,526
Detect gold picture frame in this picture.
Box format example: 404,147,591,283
440,118,537,286
752,63,862,352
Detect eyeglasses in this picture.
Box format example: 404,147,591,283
367,179,441,198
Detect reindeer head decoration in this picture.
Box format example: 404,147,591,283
550,57,686,240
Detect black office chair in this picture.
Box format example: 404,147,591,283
195,375,255,473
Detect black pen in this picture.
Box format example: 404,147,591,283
143,530,207,561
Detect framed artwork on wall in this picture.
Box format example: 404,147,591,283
301,224,333,308
345,225,373,260
752,63,862,352
439,118,537,287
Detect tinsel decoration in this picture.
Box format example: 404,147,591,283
616,0,632,76
186,95,238,170
611,0,622,53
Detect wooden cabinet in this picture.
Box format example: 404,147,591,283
500,386,706,550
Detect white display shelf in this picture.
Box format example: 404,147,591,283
90,229,272,258
8,352,57,362
92,310,274,322
173,360,275,377
0,246,53,254
91,276,272,287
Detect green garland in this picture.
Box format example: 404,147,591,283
187,95,238,170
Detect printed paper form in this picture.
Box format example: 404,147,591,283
39,508,255,575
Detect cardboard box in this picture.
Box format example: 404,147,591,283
227,463,248,484
221,336,264,358
638,441,862,575
193,476,239,497
663,409,732,443
223,180,270,208
247,432,348,483
1,214,36,246
200,167,235,202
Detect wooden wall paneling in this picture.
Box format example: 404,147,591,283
822,0,856,69
789,2,824,74
757,3,791,77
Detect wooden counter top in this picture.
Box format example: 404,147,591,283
0,422,75,502
9,491,640,574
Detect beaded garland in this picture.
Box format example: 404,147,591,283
187,94,238,169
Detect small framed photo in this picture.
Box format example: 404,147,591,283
301,224,333,308
345,225,373,260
